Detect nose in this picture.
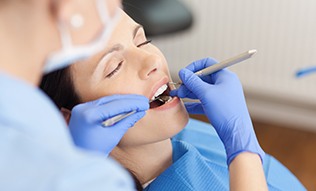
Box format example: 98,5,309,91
139,54,162,79
128,49,162,80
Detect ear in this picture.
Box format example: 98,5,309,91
60,107,72,125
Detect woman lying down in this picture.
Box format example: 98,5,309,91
40,8,306,191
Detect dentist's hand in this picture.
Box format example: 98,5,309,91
170,58,264,165
68,94,149,156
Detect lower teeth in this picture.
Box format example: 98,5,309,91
149,96,173,108
157,96,172,103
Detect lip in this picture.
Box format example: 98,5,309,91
149,76,169,100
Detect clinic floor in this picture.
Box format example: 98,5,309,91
190,115,316,191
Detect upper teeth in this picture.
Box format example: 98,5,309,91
151,84,168,100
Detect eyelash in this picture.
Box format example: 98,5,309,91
106,40,152,78
137,39,152,47
106,61,123,78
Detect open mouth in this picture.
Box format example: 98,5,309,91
149,84,173,109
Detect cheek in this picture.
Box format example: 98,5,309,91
81,76,143,101
104,79,144,96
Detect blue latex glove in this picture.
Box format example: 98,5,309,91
69,94,149,156
170,58,264,165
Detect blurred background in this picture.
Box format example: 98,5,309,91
123,0,316,190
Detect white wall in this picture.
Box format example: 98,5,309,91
153,0,316,131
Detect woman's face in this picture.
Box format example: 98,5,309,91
70,10,189,146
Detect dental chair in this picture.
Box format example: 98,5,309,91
123,0,193,36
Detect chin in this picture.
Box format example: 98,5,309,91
118,100,189,147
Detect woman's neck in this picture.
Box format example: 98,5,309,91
110,139,173,185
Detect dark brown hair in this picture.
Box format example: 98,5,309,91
40,67,143,191
40,67,80,110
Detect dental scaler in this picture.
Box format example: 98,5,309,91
169,49,257,86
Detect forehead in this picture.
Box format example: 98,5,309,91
106,10,137,45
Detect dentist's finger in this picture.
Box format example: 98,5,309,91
111,111,147,130
73,98,149,124
179,68,213,96
95,99,149,123
92,94,149,106
185,57,218,72
169,85,198,99
184,102,204,114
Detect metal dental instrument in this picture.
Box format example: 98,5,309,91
102,96,168,127
102,96,171,127
169,49,257,86
102,110,137,127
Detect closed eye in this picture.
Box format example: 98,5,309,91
137,40,152,48
106,61,123,78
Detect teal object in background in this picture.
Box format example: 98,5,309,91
123,0,193,36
